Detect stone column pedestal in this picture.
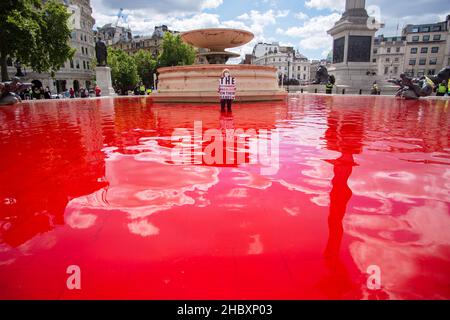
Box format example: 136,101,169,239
95,66,115,96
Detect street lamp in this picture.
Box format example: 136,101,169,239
287,54,291,93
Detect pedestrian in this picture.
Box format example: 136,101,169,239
82,87,89,98
69,87,75,98
325,82,334,94
139,82,146,95
218,68,236,112
371,81,380,95
44,86,51,99
33,86,42,99
437,80,447,96
95,85,102,97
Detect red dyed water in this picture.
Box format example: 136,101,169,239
0,95,449,300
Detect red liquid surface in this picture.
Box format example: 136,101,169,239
0,95,449,300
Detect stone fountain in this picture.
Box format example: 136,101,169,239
153,28,287,103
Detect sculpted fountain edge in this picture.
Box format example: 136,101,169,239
153,28,287,103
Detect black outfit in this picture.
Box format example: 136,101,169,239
220,99,232,112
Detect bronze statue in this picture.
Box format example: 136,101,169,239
95,38,108,67
389,66,449,100
312,65,335,85
0,77,32,106
389,73,435,100
430,66,450,87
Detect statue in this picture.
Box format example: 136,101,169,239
430,66,450,87
312,65,335,85
388,66,449,100
95,38,108,67
0,77,32,106
389,73,434,100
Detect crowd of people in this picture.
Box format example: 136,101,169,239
18,85,103,100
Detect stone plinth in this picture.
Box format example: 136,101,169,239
327,0,384,92
95,66,115,96
153,64,287,103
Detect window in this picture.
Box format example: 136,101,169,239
419,58,426,65
387,47,391,53
412,36,419,42
83,61,86,69
396,47,400,53
394,57,399,62
423,35,430,42
429,58,437,65
428,69,435,75
76,61,80,69
298,66,301,71
406,69,414,77
373,48,378,54
394,66,398,74
372,58,376,63
409,59,416,65
422,26,430,32
417,69,425,76
433,34,441,41
303,74,306,80
384,66,389,74
410,47,418,54
431,47,439,53
412,27,419,33
70,59,74,68
86,62,90,70
304,66,306,71
421,47,428,54
386,58,390,62
431,25,441,32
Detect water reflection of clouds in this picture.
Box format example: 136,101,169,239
66,143,220,236
348,200,450,299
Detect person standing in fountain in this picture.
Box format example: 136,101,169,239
218,69,236,112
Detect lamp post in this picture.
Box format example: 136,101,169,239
287,54,291,93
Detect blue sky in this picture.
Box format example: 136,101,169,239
91,0,450,61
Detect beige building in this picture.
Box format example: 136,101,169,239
402,16,450,77
7,0,96,94
111,25,179,57
372,35,406,79
252,43,311,84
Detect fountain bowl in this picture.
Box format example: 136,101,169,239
181,28,254,51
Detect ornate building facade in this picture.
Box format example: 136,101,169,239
7,0,96,94
110,25,179,58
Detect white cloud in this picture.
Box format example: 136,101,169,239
305,0,345,12
94,0,223,14
238,9,289,37
201,0,224,10
280,13,341,51
294,12,309,20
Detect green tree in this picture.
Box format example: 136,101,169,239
0,0,74,81
108,48,140,94
158,32,196,68
133,50,157,88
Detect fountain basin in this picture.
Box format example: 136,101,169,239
154,64,287,103
181,28,254,51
